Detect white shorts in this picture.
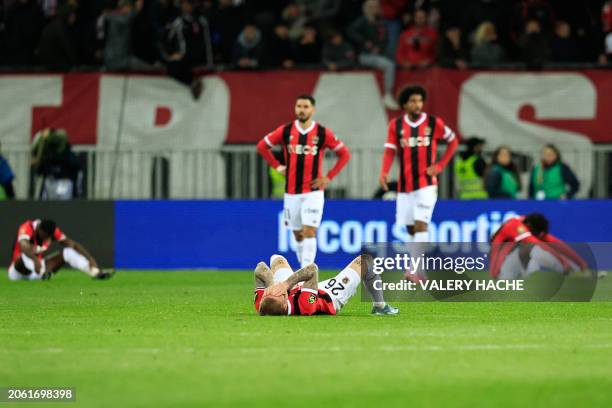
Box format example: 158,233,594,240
498,246,571,280
284,190,325,231
8,255,46,281
396,185,438,225
318,266,361,312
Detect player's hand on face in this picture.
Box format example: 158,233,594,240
426,165,440,177
379,174,389,191
311,176,330,190
264,282,289,297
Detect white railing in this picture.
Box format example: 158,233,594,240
1,144,610,199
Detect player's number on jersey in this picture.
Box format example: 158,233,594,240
324,279,345,295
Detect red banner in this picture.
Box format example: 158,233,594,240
0,68,610,148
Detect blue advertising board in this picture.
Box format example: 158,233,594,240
115,200,612,269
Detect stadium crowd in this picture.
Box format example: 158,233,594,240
1,0,610,74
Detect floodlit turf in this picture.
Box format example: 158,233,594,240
1,270,612,408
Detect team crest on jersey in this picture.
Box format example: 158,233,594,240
425,126,432,136
517,225,527,234
342,277,350,284
308,294,316,304
312,136,319,144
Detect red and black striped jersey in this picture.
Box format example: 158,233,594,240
254,286,336,315
12,219,66,263
385,113,456,193
263,121,345,194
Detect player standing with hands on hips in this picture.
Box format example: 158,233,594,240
379,85,459,281
257,95,351,267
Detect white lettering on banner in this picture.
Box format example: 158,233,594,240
0,76,62,145
277,210,519,254
459,73,595,198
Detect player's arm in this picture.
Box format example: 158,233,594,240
265,264,319,296
311,130,351,190
61,238,98,269
18,240,42,273
542,233,588,270
380,121,397,191
256,127,285,174
520,234,572,271
427,120,459,176
254,262,274,288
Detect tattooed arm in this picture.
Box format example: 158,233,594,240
266,264,319,295
254,262,274,288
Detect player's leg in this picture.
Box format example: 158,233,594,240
58,247,106,278
284,193,304,265
8,262,28,281
525,245,569,277
408,185,437,280
299,190,324,267
12,254,46,281
318,256,398,315
498,247,527,280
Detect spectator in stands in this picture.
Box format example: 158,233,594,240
165,0,212,99
347,0,398,110
294,24,321,66
322,29,355,70
207,0,245,64
282,2,308,41
454,137,487,199
470,21,506,67
99,0,156,72
296,0,342,32
37,4,78,71
605,33,612,64
396,8,438,69
550,20,578,63
380,0,408,59
518,19,550,68
3,0,45,65
0,142,16,200
438,25,468,69
233,23,264,70
267,22,295,69
485,146,521,199
529,144,579,200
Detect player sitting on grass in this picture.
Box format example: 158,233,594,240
8,219,114,281
490,213,587,280
254,255,398,316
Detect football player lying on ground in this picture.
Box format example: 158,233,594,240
490,213,587,280
8,219,114,281
253,255,398,316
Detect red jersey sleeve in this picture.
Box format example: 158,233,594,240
384,120,398,150
53,227,66,241
253,288,265,313
263,126,284,147
17,222,34,242
296,288,318,316
433,117,456,143
321,128,343,151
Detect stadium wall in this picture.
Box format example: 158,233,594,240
114,200,612,270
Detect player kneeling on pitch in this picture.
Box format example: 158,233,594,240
490,213,587,280
253,255,398,316
8,219,114,281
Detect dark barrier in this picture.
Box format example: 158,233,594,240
0,201,114,267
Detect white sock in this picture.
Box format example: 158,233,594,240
63,247,97,277
296,241,304,265
301,237,317,267
411,232,430,277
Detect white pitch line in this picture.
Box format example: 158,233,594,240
2,344,611,355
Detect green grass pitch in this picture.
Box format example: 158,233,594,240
1,269,612,408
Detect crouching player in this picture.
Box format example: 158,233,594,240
253,255,398,316
8,219,114,281
490,213,587,280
